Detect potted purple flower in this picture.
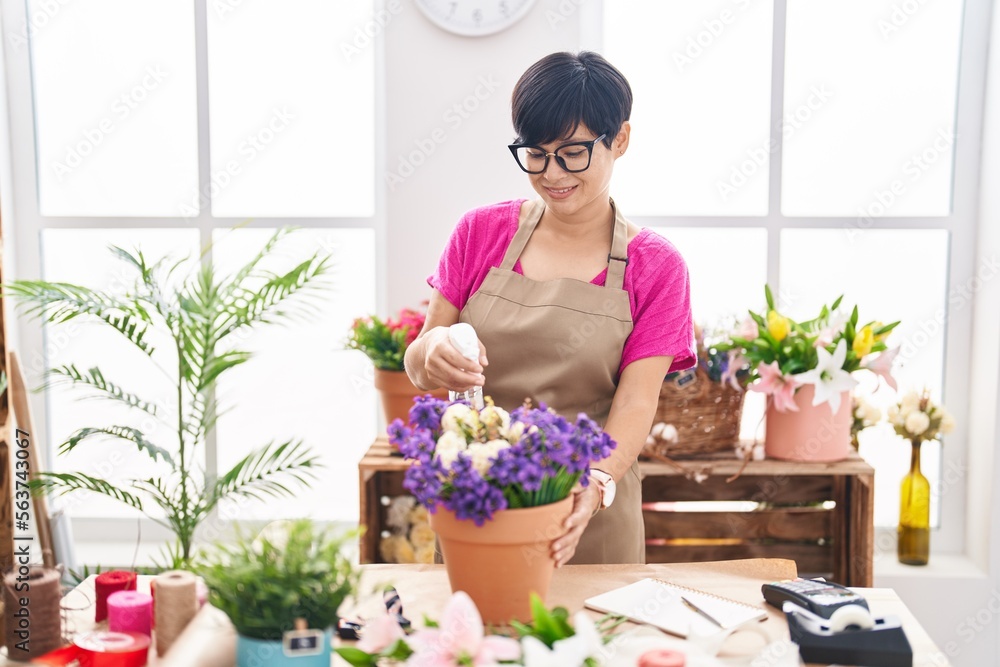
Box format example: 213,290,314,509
388,397,615,624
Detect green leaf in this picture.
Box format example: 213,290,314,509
764,284,775,311
44,365,160,418
850,305,859,327
333,648,377,667
831,294,844,311
31,472,144,510
875,321,900,336
60,426,175,466
210,440,320,508
197,350,252,392
382,639,414,661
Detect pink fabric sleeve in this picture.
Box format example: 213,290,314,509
428,200,523,310
620,231,696,375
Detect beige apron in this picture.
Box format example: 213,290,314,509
460,198,645,564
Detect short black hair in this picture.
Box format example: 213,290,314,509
511,51,632,149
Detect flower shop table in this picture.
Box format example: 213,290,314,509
357,439,876,587
7,559,947,666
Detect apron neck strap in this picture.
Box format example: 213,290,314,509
499,198,629,291
499,199,545,271
606,198,628,291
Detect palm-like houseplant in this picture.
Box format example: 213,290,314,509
6,228,328,567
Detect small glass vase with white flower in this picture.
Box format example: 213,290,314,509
388,396,615,624
887,389,955,565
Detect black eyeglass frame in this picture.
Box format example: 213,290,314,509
507,133,608,174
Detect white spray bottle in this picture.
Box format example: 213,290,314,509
448,322,485,410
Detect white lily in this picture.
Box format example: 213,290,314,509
521,612,602,667
795,339,858,413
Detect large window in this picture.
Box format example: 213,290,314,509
605,0,971,541
12,0,380,542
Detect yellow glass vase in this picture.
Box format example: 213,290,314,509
898,439,930,565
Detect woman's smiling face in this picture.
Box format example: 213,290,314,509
527,123,629,219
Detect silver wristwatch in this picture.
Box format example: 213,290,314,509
588,469,617,510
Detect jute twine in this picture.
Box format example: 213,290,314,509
3,566,63,659
153,570,198,657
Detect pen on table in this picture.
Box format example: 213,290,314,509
680,596,724,628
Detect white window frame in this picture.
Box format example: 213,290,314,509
0,0,387,559
583,0,993,565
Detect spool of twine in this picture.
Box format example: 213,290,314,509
3,566,63,659
107,591,153,638
94,571,137,622
153,571,198,657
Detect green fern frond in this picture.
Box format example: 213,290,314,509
45,365,160,417
60,426,175,466
211,440,320,507
219,254,330,337
30,472,144,510
4,281,156,356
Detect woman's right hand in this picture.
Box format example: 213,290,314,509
404,290,489,392
419,326,488,392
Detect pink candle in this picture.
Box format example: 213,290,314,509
107,590,153,638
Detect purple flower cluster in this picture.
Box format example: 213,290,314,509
388,397,616,526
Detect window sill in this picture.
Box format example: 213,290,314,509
874,553,988,583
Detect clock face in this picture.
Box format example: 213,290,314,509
415,0,538,37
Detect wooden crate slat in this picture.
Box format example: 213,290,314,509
643,507,832,541
641,474,834,503
644,542,834,576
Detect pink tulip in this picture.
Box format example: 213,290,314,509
406,591,521,666
739,317,759,340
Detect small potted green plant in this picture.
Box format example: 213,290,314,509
346,305,446,436
197,519,360,667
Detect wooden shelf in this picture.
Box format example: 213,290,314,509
638,449,874,587
357,442,874,586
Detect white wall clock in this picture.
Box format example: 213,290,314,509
415,0,538,37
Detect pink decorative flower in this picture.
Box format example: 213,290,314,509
357,613,406,654
863,346,900,391
738,317,759,340
749,361,800,412
406,591,521,666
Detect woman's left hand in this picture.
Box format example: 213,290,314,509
551,483,601,567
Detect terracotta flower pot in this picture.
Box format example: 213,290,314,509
429,496,574,625
765,385,851,462
373,368,447,430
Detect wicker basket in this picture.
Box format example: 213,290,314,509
642,364,746,459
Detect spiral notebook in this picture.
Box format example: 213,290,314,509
584,578,767,638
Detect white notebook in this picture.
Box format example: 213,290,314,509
584,578,767,638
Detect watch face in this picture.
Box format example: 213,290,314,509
415,0,537,37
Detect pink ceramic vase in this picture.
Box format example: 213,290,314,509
764,384,852,462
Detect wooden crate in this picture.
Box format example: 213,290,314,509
358,441,875,586
358,438,410,564
640,450,874,587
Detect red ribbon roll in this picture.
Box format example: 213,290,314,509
74,631,150,667
94,571,137,622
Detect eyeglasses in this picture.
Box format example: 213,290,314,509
508,134,607,174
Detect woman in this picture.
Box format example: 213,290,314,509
404,51,695,566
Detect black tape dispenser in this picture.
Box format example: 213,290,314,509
783,600,913,667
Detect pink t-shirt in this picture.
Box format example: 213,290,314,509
428,199,696,375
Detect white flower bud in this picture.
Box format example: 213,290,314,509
442,404,475,433
900,391,922,412
904,410,930,437
939,409,956,434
